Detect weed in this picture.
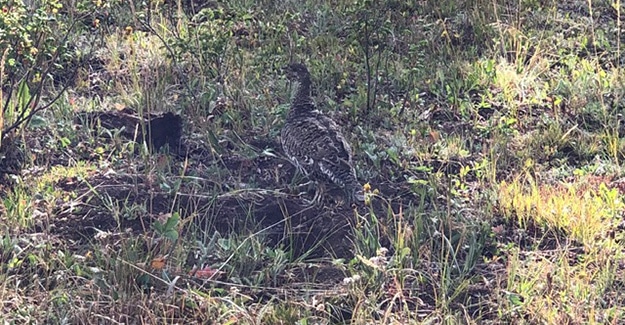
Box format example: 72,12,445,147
2,0,625,323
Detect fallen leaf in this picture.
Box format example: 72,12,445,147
191,266,223,279
150,256,167,270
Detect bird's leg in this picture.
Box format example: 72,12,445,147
312,182,325,204
290,166,307,186
288,170,322,207
293,178,315,200
295,180,315,190
346,187,365,205
302,181,325,206
288,166,312,197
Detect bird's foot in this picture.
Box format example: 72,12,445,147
299,182,327,207
354,190,365,202
287,180,314,199
295,180,315,191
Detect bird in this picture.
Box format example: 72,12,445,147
280,63,364,205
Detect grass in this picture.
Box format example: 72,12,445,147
1,0,625,323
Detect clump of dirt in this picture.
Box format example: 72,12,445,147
50,149,406,259
75,108,183,152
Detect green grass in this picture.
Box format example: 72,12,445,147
1,0,625,323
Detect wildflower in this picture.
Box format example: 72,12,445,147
369,256,387,268
342,274,362,285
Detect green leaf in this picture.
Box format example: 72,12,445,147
29,115,47,128
217,238,231,250
59,137,72,148
506,292,524,306
152,213,180,241
164,212,180,229
206,129,224,155
17,80,31,111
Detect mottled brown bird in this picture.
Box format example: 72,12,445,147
281,63,364,204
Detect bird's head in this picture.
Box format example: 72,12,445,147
283,63,310,82
283,63,312,103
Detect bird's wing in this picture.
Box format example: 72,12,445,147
295,112,356,187
305,111,353,163
281,108,358,185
